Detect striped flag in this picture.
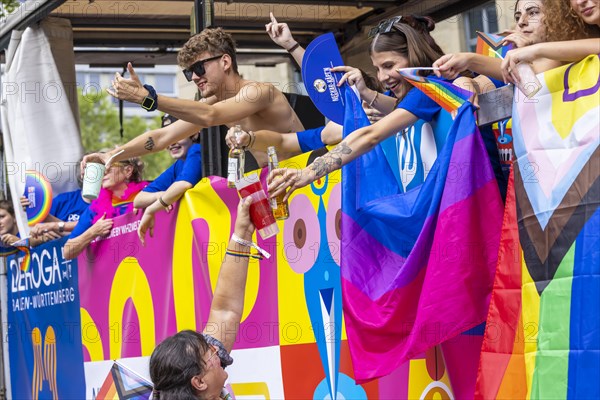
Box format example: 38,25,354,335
11,237,31,272
475,54,600,399
476,31,513,59
397,68,473,113
97,361,153,400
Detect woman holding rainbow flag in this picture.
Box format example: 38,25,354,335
267,15,480,197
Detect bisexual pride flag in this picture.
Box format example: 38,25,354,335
340,88,503,382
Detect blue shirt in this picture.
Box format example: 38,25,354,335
50,189,89,222
143,144,202,193
296,126,326,153
397,87,442,122
379,87,447,192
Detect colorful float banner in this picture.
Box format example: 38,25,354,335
6,237,85,399
476,55,600,399
76,155,458,399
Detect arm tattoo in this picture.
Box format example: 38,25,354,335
144,137,155,151
309,142,352,178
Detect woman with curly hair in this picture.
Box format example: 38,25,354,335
546,0,599,38
500,0,600,82
434,0,574,80
64,157,147,259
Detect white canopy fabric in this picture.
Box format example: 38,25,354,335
1,17,83,234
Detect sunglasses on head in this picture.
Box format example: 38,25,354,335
368,15,429,38
182,54,223,81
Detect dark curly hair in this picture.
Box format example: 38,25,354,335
178,27,239,74
543,0,599,41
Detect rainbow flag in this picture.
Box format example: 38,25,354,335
97,361,153,400
11,237,31,272
476,31,513,59
397,69,473,113
340,88,503,382
475,55,600,399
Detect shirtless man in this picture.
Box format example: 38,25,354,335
84,27,304,173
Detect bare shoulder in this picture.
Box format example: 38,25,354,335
233,81,281,109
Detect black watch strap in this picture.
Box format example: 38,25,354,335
141,84,158,111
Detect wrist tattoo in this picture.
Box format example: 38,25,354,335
309,142,352,177
144,137,155,151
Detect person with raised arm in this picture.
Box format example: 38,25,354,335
64,157,147,260
82,27,304,175
500,0,600,82
266,16,484,199
149,196,255,399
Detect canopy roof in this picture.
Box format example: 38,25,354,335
1,0,490,66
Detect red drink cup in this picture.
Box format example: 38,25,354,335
236,173,279,239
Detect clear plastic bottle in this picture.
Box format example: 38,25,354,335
227,125,245,188
267,146,289,220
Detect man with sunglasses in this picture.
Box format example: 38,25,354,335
93,27,304,170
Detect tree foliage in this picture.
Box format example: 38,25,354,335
77,89,172,180
0,0,20,18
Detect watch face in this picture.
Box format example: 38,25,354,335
141,97,155,110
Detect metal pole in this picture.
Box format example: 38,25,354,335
194,0,230,178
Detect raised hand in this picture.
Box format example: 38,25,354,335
502,31,534,48
331,65,371,94
432,53,472,79
107,62,148,104
80,152,111,177
265,12,296,50
233,196,255,241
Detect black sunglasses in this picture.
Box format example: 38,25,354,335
182,54,223,81
368,15,429,39
368,16,403,38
